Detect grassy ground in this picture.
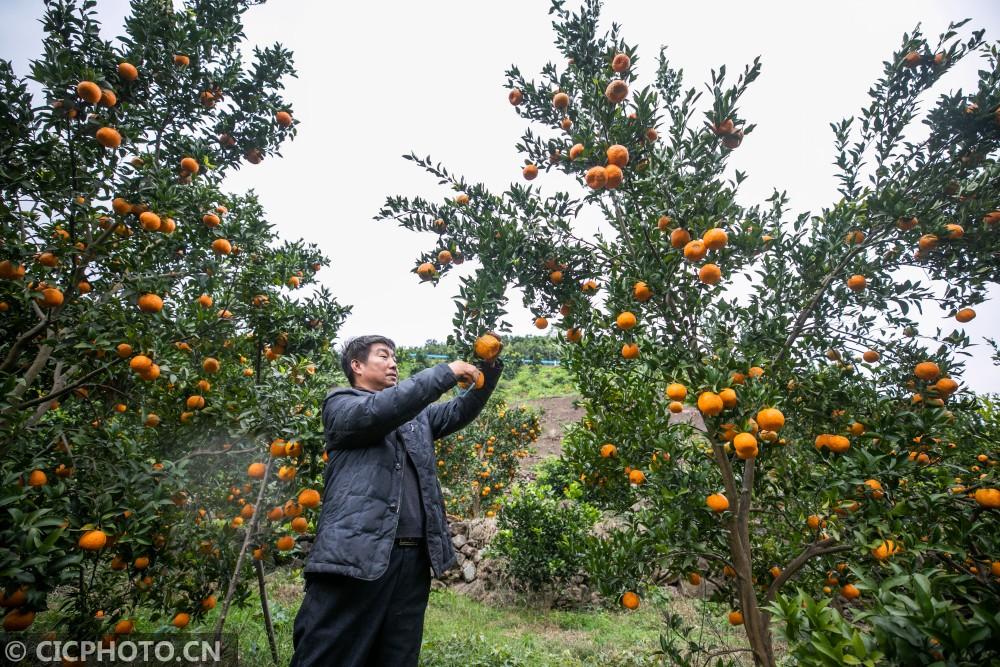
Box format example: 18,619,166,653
36,569,751,666
492,365,576,402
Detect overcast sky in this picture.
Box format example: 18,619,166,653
2,1,998,392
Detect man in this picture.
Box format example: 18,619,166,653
289,335,502,667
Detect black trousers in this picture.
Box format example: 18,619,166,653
288,542,432,667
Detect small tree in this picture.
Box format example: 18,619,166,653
379,1,1000,664
0,0,348,638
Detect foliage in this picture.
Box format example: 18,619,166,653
0,0,347,636
490,482,599,590
380,0,1000,664
434,398,539,518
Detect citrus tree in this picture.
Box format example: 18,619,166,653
434,398,539,518
379,1,1000,664
0,0,348,639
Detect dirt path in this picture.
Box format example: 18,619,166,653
517,396,706,480
518,396,583,479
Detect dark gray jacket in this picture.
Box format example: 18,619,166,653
305,362,500,580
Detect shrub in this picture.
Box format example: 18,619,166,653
490,483,599,590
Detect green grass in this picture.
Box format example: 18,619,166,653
34,569,754,666
492,365,576,402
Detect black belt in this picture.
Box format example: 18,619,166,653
394,537,423,547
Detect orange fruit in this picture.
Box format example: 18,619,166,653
728,610,743,626
826,435,851,454
171,612,190,628
291,516,309,533
670,228,691,249
918,234,938,251
566,327,583,343
3,609,36,632
144,413,160,427
606,144,629,167
604,164,623,189
698,263,722,285
100,88,117,106
944,223,963,239
621,343,639,359
974,488,1000,508
569,143,584,160
276,535,295,551
896,215,918,230
807,515,822,530
955,308,975,323
702,228,728,250
117,62,139,81
605,79,628,103
683,240,707,262
864,479,884,500
28,469,47,487
474,334,502,361
78,529,108,550
173,54,190,66
982,211,1000,225
719,387,738,409
611,53,631,73
620,591,640,610
934,377,958,395
129,355,153,373
211,238,232,255
202,357,220,374
756,408,784,431
508,89,523,105
76,80,102,104
133,556,150,570
417,262,436,281
298,488,321,508
137,294,163,313
275,111,293,127
914,361,941,381
841,584,860,600
706,493,729,512
657,215,672,231
248,462,267,479
522,164,539,180
688,572,701,585
534,316,548,329
862,349,880,363
697,392,723,417
733,432,758,459
439,250,453,265
186,395,205,410
668,401,683,413
552,91,569,109
616,311,637,330
665,383,687,401
848,422,865,436
645,128,658,141
846,275,866,292
38,287,64,308
844,230,865,244
95,127,122,148
628,469,646,485
585,166,607,189
202,213,221,227
872,540,900,561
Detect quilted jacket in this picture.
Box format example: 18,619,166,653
305,361,501,580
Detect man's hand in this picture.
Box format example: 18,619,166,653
448,360,481,386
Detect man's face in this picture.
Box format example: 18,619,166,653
351,343,398,391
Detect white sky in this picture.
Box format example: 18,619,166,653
2,1,998,392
